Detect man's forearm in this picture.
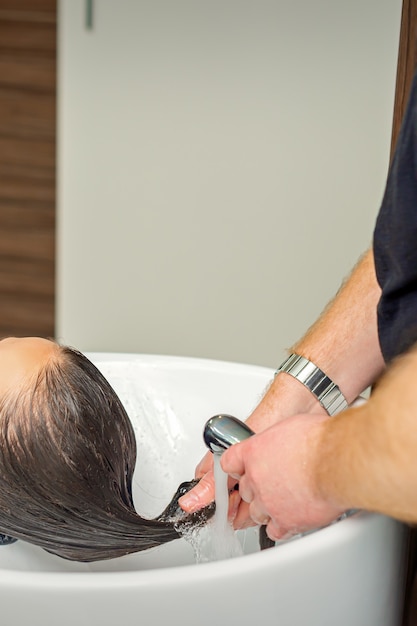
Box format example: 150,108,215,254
316,345,417,523
292,248,385,402
249,248,385,432
181,248,386,515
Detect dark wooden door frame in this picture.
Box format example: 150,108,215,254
391,0,417,158
0,1,56,338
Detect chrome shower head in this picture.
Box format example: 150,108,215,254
203,414,255,453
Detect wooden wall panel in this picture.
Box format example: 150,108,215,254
390,0,417,158
0,0,56,337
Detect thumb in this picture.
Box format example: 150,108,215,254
221,440,247,479
178,470,215,513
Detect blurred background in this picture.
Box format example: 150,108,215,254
0,0,403,366
0,0,55,339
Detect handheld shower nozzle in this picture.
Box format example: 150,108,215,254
203,414,255,453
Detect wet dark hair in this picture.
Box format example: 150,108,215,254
0,345,214,562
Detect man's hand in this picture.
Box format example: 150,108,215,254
221,413,344,540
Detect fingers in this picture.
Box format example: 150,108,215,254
221,441,246,479
266,520,283,542
181,443,245,514
195,451,213,479
222,441,256,529
178,470,215,513
180,449,216,512
248,501,270,527
237,475,254,504
265,519,297,542
227,487,241,523
233,499,256,529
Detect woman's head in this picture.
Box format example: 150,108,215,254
0,337,59,394
0,337,182,561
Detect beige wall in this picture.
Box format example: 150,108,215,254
57,0,401,367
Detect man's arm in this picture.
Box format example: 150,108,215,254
221,344,417,540
251,247,385,431
179,247,385,515
317,344,417,523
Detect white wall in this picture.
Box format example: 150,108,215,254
57,0,401,367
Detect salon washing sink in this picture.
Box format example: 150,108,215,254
0,354,409,626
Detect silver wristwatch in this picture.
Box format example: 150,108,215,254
276,354,348,416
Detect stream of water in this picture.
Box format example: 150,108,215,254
182,453,243,563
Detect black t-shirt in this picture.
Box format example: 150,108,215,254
373,71,417,363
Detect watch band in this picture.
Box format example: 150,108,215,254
276,353,348,416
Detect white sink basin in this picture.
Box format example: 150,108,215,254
0,354,408,625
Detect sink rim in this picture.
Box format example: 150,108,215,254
0,510,392,588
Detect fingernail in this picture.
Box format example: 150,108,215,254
228,490,240,523
178,492,200,513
